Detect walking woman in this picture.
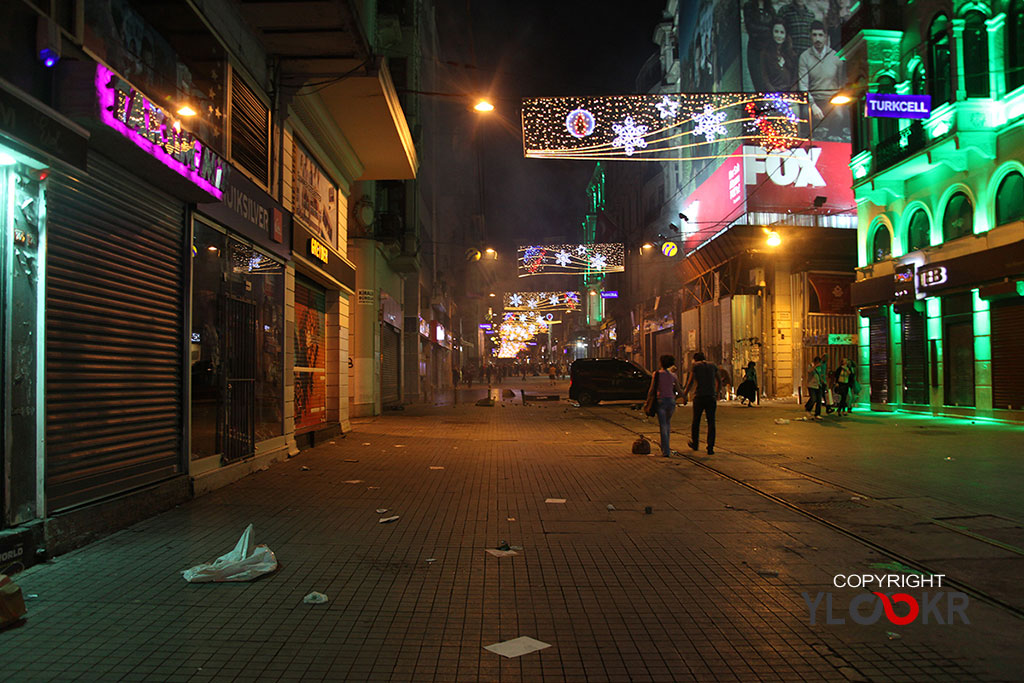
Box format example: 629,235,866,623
647,355,680,457
737,361,758,406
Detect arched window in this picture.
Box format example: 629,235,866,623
872,226,891,263
1007,0,1024,93
875,76,899,144
911,62,927,96
929,15,952,106
906,209,931,252
963,11,990,98
995,172,1024,226
943,192,974,242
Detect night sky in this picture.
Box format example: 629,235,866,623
434,0,668,249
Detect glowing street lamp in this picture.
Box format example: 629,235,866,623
177,104,198,117
474,99,495,113
830,92,853,106
765,231,782,247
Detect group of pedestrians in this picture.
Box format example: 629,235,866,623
804,355,859,418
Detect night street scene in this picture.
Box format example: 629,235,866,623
2,0,1024,681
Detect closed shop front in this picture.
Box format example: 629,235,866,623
900,305,928,405
294,276,327,432
381,324,401,405
46,153,187,511
991,297,1024,410
942,293,975,407
868,308,889,404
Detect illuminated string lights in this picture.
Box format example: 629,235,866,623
521,92,809,161
517,243,624,277
504,291,581,312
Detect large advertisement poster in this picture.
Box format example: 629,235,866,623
739,0,853,142
292,140,338,250
678,0,742,92
293,280,326,431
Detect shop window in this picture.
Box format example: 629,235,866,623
995,172,1024,226
942,192,974,242
871,225,891,263
906,209,931,252
1008,0,1024,93
928,15,952,106
963,11,990,98
191,223,284,460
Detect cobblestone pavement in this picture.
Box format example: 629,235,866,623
3,380,1022,682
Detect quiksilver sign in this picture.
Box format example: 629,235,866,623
865,93,932,120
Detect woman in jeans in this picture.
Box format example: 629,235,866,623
648,354,680,456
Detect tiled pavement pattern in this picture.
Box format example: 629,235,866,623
4,386,1022,681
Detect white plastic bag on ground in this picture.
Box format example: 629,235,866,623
182,524,278,583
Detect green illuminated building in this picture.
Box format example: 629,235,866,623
844,0,1024,420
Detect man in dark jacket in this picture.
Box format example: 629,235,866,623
681,352,721,455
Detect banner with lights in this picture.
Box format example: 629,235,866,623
504,291,581,312
522,93,809,162
518,243,624,277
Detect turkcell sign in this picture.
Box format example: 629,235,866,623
865,93,932,119
600,291,619,299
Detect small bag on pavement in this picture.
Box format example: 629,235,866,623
182,524,278,583
632,435,652,454
0,574,27,627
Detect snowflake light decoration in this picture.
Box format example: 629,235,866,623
691,104,728,142
504,291,581,312
611,116,648,156
549,295,560,306
555,250,571,267
527,298,538,309
516,243,625,277
508,293,523,307
656,96,680,119
590,253,608,271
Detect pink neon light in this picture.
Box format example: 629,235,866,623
95,64,224,200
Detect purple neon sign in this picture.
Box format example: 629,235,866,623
95,64,225,199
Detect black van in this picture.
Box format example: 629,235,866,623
569,358,651,405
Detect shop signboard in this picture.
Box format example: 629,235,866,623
743,141,855,215
865,93,931,119
292,140,338,249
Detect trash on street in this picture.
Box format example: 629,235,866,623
545,498,566,504
484,636,551,658
303,592,328,604
182,524,278,583
484,548,518,557
378,515,400,524
376,508,388,514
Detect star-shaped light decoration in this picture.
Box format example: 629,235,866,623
576,244,588,255
656,95,680,119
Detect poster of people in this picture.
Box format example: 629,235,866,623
292,140,338,250
678,0,742,93
739,0,852,141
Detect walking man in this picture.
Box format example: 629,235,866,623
681,351,720,455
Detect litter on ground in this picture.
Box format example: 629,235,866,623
484,548,518,558
378,515,400,524
429,466,445,470
303,592,328,604
484,636,551,658
375,508,388,514
300,465,310,471
344,480,363,484
774,418,790,425
545,498,566,504
182,524,278,583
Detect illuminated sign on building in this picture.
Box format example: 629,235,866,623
918,266,948,288
309,237,329,264
600,291,619,298
865,93,932,119
893,263,917,301
96,64,225,199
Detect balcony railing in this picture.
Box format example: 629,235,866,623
874,121,927,173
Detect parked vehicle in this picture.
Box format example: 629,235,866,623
569,358,651,405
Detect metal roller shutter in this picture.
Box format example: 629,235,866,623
991,298,1024,410
901,308,928,404
46,153,185,511
381,324,400,405
869,312,889,404
294,277,326,431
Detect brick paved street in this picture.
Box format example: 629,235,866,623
3,379,1023,682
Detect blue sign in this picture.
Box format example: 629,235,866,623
478,323,492,330
600,291,619,299
864,93,931,119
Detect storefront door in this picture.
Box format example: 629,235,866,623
294,276,327,431
868,310,890,404
943,294,975,407
991,298,1024,410
901,307,928,405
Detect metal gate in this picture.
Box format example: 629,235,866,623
992,298,1024,410
901,307,928,404
294,277,326,431
943,294,975,407
223,297,256,463
381,323,400,405
868,310,889,404
46,153,185,511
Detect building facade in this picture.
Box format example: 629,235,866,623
845,0,1024,421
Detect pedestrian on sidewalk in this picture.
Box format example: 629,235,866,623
804,356,828,418
737,361,758,406
646,354,680,457
681,351,720,455
464,366,473,389
452,366,461,388
834,357,853,415
549,364,557,385
485,365,492,385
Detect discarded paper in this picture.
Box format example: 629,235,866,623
429,466,445,470
393,445,406,448
484,636,551,658
300,465,310,471
774,418,790,425
182,524,278,583
344,480,363,484
344,459,359,463
375,508,388,514
303,592,328,604
545,498,566,504
378,515,400,524
485,548,518,558
606,504,616,511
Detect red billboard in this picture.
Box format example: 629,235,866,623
679,147,746,253
743,141,855,214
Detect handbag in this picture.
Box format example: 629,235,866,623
643,371,658,417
